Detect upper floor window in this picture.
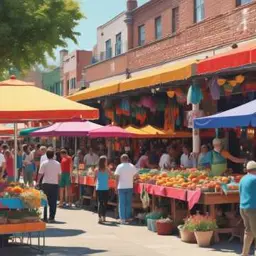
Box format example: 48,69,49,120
138,25,145,46
105,39,112,59
155,16,162,40
194,0,205,23
236,0,252,6
115,33,122,56
172,7,179,33
69,78,76,90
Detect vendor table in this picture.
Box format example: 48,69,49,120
0,198,47,252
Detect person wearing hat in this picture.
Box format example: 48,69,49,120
240,161,256,256
201,138,245,176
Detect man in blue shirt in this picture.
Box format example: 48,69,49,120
240,161,256,256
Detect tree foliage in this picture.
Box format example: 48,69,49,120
0,0,84,74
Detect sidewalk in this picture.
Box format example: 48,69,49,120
1,207,242,256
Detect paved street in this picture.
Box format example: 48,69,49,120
0,207,243,256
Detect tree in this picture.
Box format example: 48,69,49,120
0,0,84,74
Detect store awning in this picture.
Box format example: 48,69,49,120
67,81,120,102
194,99,256,128
119,61,196,93
197,43,256,75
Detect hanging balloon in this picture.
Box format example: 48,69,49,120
228,80,237,87
235,75,245,84
167,90,175,98
217,78,226,86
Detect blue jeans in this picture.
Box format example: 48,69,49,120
118,188,133,220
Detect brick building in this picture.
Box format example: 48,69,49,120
82,0,256,87
61,50,92,96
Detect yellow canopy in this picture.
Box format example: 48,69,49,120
125,125,150,137
67,81,120,102
140,125,166,136
119,61,196,93
0,76,99,122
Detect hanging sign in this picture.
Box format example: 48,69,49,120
185,110,204,128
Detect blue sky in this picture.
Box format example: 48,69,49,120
51,0,148,64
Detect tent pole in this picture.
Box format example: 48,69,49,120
74,137,77,154
14,123,18,182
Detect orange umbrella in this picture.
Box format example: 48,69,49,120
0,76,99,180
0,76,99,122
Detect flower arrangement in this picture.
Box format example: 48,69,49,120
184,214,217,232
19,188,42,209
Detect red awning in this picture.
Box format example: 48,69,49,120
197,44,256,75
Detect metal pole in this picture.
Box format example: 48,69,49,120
74,137,77,154
14,123,18,181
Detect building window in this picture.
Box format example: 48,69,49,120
155,16,162,40
69,78,76,90
172,7,179,33
115,33,122,56
138,25,145,46
194,0,205,23
236,0,252,6
105,39,112,59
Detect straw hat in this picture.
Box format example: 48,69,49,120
246,161,256,172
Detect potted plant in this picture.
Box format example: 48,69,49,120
156,218,173,235
0,211,8,224
178,224,196,243
185,214,218,247
146,212,163,232
8,210,25,224
23,209,41,223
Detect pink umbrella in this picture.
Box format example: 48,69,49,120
30,121,103,137
88,125,132,138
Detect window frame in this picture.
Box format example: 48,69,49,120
172,7,179,34
236,0,252,6
105,39,112,59
138,24,145,46
194,0,205,23
115,32,122,56
155,16,162,40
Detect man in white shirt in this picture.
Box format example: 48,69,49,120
180,145,194,168
37,149,61,223
115,154,138,224
84,148,99,168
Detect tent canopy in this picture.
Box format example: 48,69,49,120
19,127,43,136
194,100,256,129
0,76,99,122
88,125,132,138
30,121,103,137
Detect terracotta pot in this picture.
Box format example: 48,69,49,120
178,225,196,243
156,221,173,235
194,231,213,247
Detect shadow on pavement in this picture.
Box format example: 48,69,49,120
0,245,107,256
210,240,243,255
43,227,86,238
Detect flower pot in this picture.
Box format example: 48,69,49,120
151,219,157,232
147,219,152,231
8,218,24,224
194,231,213,247
156,221,173,235
24,216,39,223
0,217,7,225
178,225,196,243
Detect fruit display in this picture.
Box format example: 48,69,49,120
137,169,242,193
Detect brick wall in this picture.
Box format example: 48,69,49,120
84,1,256,83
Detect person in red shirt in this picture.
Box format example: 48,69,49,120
59,149,72,207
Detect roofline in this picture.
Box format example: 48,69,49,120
132,0,163,14
97,11,126,30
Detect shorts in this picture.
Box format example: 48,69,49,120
23,170,33,185
240,208,256,236
7,176,15,183
59,173,71,188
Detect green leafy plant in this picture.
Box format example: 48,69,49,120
183,214,218,232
